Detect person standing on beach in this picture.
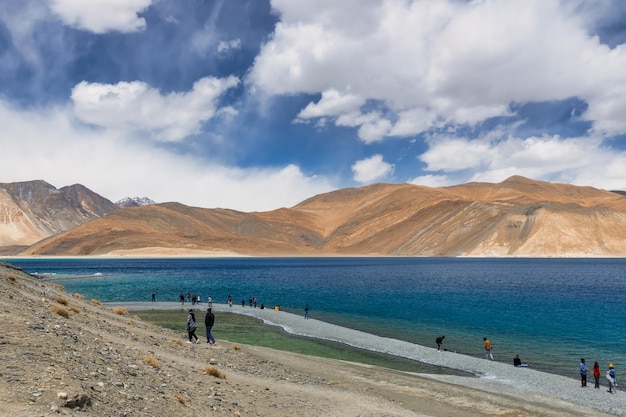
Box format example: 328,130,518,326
186,310,199,343
180,293,185,305
593,361,601,388
435,335,445,351
228,294,233,307
208,295,212,308
607,363,617,393
580,358,588,387
151,292,155,302
205,308,216,345
483,338,494,360
304,305,310,319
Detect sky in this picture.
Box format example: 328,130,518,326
1,0,626,211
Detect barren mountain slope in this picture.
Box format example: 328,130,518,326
447,175,626,209
15,176,626,257
21,203,324,256
0,180,117,247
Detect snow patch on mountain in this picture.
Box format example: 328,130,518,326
116,197,156,208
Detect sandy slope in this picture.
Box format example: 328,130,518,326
0,261,620,416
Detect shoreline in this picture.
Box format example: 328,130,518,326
110,301,626,416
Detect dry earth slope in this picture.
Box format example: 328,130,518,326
15,176,626,257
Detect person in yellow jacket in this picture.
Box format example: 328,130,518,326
483,337,494,360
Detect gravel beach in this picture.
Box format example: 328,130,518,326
118,301,626,416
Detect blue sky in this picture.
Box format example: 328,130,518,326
1,0,626,211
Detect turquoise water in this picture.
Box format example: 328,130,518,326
7,257,626,378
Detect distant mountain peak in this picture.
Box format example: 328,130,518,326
116,197,157,208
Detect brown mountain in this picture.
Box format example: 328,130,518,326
0,180,118,251
17,176,626,257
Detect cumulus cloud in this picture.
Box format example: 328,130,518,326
71,76,240,142
250,0,626,140
48,0,154,33
352,154,394,183
417,129,626,190
0,99,334,211
297,89,364,119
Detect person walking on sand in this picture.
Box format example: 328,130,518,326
580,358,588,387
435,335,445,351
205,308,216,345
186,310,199,343
483,338,494,360
593,361,601,389
228,294,233,307
304,305,310,319
607,363,617,393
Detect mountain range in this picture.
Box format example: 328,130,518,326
1,176,625,257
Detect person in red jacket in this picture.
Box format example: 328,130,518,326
593,361,601,388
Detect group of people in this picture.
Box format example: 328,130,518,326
580,358,617,393
178,292,214,306
186,308,217,345
443,335,618,393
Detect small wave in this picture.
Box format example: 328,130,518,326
93,272,103,276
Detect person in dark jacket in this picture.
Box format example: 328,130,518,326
186,310,199,343
435,335,445,351
205,308,216,345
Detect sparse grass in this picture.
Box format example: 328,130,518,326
111,307,129,316
55,296,69,305
51,305,69,318
143,356,159,367
50,283,65,292
204,366,226,379
70,292,84,299
232,344,241,351
69,306,80,314
90,299,102,307
6,274,16,282
172,339,183,346
174,394,186,404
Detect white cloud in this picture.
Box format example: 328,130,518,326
71,76,240,142
250,0,626,139
0,99,335,212
297,89,364,119
352,154,394,183
407,174,451,188
217,39,242,54
48,0,153,33
417,130,626,191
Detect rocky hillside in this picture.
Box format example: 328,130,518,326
15,176,626,257
0,180,118,249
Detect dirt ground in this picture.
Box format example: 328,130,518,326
0,261,610,416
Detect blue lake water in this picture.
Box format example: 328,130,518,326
7,256,626,378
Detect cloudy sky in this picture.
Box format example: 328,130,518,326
1,0,626,211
